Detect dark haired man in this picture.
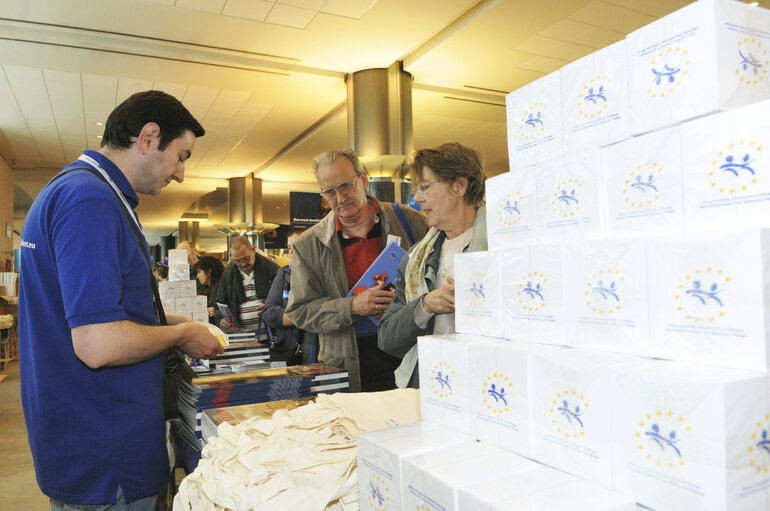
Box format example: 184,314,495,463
19,90,223,510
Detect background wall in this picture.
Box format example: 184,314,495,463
0,157,13,270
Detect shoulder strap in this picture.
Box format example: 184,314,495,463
50,168,167,326
392,202,414,245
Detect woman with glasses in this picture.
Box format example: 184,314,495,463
378,142,488,388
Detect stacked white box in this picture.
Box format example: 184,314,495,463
418,334,498,433
168,248,190,282
611,359,770,510
178,280,196,297
468,340,564,456
564,236,651,356
175,297,192,319
602,125,684,237
681,99,770,232
536,150,604,244
492,480,638,511
357,422,476,511
561,40,630,152
505,72,563,169
647,228,770,372
158,281,179,300
192,295,208,323
501,244,566,345
454,251,503,338
402,441,540,511
626,0,770,135
529,348,645,486
458,465,577,511
485,168,539,250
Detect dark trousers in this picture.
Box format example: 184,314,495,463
356,334,401,392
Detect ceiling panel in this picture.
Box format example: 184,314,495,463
222,0,273,21
321,0,378,19
279,0,326,10
175,0,226,14
266,3,316,28
514,35,598,61
538,19,624,49
568,1,656,33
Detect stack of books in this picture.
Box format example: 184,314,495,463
176,363,350,448
200,397,314,443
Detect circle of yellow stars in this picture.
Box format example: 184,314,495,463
647,46,689,98
368,473,390,511
578,75,611,120
736,38,768,86
482,374,512,415
623,162,662,209
748,414,770,474
636,411,689,469
674,267,729,323
498,191,524,227
709,141,762,195
431,362,454,399
519,102,548,141
417,505,432,511
517,272,546,312
466,271,488,308
551,178,583,219
550,389,588,439
585,268,623,315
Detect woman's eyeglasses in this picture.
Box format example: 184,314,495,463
414,180,438,195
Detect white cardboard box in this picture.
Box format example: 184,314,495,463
647,228,770,371
536,150,604,244
529,348,645,487
454,251,503,339
611,359,770,511
626,0,770,135
192,311,209,324
501,244,566,345
175,297,192,319
158,281,179,299
563,236,651,356
602,125,684,237
178,280,197,297
494,480,638,511
160,296,175,314
561,40,630,152
458,465,576,511
357,422,476,511
506,71,563,169
418,334,498,433
402,442,540,511
468,340,564,456
485,168,539,250
681,99,770,232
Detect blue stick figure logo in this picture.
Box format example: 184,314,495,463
584,85,607,104
551,178,583,219
736,38,769,86
550,390,588,440
585,268,623,316
465,271,488,308
576,75,612,121
367,474,389,510
431,362,454,399
517,272,546,312
749,415,770,475
482,373,512,415
636,411,689,469
519,102,548,141
622,162,663,210
646,46,689,98
674,268,729,324
708,142,762,195
497,191,525,227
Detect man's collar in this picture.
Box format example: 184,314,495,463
80,150,140,208
334,195,381,235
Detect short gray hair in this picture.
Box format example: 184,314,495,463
312,146,364,179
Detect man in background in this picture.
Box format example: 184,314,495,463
177,239,204,293
19,90,223,510
286,147,428,392
215,235,280,332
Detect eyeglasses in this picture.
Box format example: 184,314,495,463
320,174,359,200
231,254,252,266
414,180,439,195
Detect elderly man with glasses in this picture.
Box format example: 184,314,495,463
214,235,280,332
286,147,428,392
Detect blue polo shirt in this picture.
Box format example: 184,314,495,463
19,151,167,504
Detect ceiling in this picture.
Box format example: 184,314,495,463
2,0,748,251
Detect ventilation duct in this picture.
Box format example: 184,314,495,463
214,173,278,251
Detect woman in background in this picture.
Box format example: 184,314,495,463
194,256,225,324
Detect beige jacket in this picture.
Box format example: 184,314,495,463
286,198,429,392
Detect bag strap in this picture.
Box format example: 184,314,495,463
49,168,167,326
392,202,414,245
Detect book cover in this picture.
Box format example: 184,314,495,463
345,240,406,325
216,302,240,329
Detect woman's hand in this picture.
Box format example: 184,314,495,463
421,277,455,315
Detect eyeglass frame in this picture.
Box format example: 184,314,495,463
413,180,439,196
319,172,362,200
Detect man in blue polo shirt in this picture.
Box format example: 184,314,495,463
19,91,224,510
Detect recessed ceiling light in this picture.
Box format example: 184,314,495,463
96,122,103,126
96,135,102,139
749,1,759,5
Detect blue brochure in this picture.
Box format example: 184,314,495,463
346,241,406,325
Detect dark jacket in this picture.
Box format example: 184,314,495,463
213,252,280,328
262,265,303,348
202,281,220,325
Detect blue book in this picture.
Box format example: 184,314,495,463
346,241,406,325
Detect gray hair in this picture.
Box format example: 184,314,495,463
312,146,364,179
